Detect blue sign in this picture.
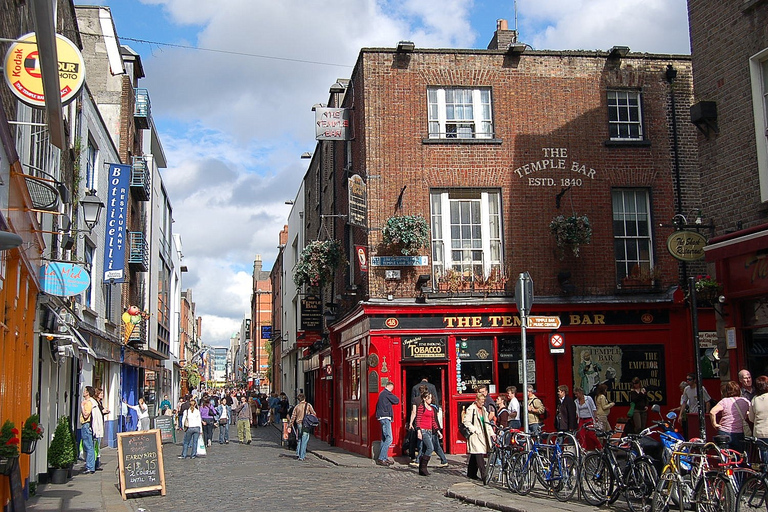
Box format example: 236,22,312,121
369,256,429,267
40,262,90,296
103,163,130,282
261,325,272,339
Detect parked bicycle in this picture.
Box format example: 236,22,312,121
484,426,523,486
735,437,768,512
507,430,579,502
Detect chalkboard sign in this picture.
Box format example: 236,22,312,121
154,416,174,443
117,430,166,500
9,458,26,512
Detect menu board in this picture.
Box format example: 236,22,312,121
117,430,166,500
154,416,174,443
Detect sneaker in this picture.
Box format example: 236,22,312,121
207,440,211,447
437,461,449,468
409,460,419,467
375,459,388,466
191,455,197,459
247,440,251,444
177,456,184,459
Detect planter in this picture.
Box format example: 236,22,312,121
49,467,68,484
21,438,37,454
0,456,17,476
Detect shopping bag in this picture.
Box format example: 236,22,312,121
197,435,207,456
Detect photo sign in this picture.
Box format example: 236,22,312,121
117,430,166,500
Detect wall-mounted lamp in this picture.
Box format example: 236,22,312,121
415,274,431,303
80,190,105,231
415,274,431,290
506,42,526,55
300,152,312,159
329,81,346,94
608,46,630,59
690,101,718,138
396,41,415,53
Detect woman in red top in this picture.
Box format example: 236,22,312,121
413,391,440,476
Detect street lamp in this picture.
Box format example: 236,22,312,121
80,190,105,231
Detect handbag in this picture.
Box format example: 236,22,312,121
735,398,752,437
458,409,475,439
301,402,320,429
627,402,636,419
183,414,189,431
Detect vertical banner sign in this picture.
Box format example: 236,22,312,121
348,175,367,227
104,164,130,282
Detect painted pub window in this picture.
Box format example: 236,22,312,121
497,335,536,390
571,345,666,405
456,337,493,394
345,344,361,401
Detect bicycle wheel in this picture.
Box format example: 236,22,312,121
484,448,500,486
505,452,524,493
652,472,678,512
626,457,659,512
553,452,579,502
581,452,613,506
736,474,768,512
694,471,734,512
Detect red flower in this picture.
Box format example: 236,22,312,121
6,437,19,445
11,428,18,435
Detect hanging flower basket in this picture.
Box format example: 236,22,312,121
20,438,37,455
693,275,722,303
293,240,345,290
382,215,430,256
0,456,16,476
21,414,44,455
550,214,592,259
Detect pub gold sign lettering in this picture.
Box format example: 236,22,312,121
443,314,605,328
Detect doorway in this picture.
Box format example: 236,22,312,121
402,365,449,451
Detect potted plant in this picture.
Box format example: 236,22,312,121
293,239,345,290
0,420,20,476
549,214,592,258
21,414,44,454
694,274,723,303
381,214,430,255
48,416,75,483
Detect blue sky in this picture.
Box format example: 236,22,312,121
75,0,690,346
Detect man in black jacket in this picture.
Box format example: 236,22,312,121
411,377,439,406
555,385,578,432
375,381,400,466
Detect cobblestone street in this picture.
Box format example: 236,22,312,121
130,425,486,512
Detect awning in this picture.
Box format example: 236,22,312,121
41,302,96,359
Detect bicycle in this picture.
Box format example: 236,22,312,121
735,437,768,512
484,426,522,486
507,430,579,502
652,436,721,512
580,426,658,512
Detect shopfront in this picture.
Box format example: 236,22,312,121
327,299,704,457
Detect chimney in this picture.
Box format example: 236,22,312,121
487,18,518,50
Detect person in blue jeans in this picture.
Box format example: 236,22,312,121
216,399,231,444
288,393,317,461
179,399,203,459
79,387,96,473
375,381,400,466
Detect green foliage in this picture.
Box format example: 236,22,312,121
22,414,45,442
382,215,430,255
0,420,20,458
48,416,75,469
549,214,592,258
293,240,344,289
187,364,201,390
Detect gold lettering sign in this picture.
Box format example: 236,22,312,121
666,231,707,262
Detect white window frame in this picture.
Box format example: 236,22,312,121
430,189,502,284
750,47,768,202
612,188,654,283
607,90,644,141
427,87,493,139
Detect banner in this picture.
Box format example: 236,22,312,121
103,164,130,282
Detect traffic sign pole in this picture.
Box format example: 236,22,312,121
517,272,533,433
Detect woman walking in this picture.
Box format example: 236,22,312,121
710,380,750,453
462,392,495,482
217,398,231,444
413,391,442,476
200,398,217,447
594,384,614,432
124,397,150,431
574,386,601,451
180,398,202,459
289,393,317,461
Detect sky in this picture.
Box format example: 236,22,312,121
75,0,691,348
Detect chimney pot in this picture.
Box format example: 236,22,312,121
497,19,508,31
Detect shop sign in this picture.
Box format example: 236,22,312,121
401,336,448,361
40,261,90,296
370,256,429,267
104,163,130,282
348,175,367,227
300,295,322,331
513,147,599,188
3,32,86,107
667,231,707,261
725,250,768,295
315,107,350,140
572,345,666,405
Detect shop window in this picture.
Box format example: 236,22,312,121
749,48,768,201
607,90,643,141
457,337,494,394
345,344,361,400
430,189,503,288
497,335,536,391
612,188,654,285
427,87,493,139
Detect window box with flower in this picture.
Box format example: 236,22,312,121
293,240,345,291
21,414,44,454
0,419,20,475
550,214,592,259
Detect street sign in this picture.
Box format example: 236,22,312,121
549,333,565,354
515,272,534,315
527,316,562,329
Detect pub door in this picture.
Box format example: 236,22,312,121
402,365,449,453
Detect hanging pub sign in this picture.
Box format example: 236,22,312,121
40,261,90,296
104,163,130,282
315,107,351,140
348,175,367,227
401,336,448,361
3,32,86,107
667,230,707,261
301,295,322,331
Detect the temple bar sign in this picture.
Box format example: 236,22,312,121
315,108,350,140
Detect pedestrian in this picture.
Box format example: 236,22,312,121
594,383,615,432
177,395,191,431
681,373,711,439
200,398,217,447
159,394,172,416
477,385,497,423
411,376,440,406
574,386,601,450
249,394,261,428
506,386,521,430
710,380,750,453
269,392,280,426
463,392,495,482
179,398,202,459
234,395,252,444
407,384,428,466
278,393,290,427
749,375,768,463
413,391,441,476
288,393,317,461
375,381,399,466
628,377,649,435
217,397,231,444
93,388,108,470
740,370,756,401
555,384,577,433
259,394,269,426
495,396,510,428
124,397,150,431
526,385,545,434
79,386,97,474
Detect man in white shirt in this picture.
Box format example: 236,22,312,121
506,386,521,429
681,372,711,440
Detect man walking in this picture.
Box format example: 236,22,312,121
411,376,439,406
375,381,399,466
527,385,545,434
234,395,252,444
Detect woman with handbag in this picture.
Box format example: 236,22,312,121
462,392,496,482
710,380,751,453
288,393,317,461
413,391,441,476
216,398,231,444
180,399,202,459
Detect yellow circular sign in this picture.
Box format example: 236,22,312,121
3,32,85,107
666,230,707,261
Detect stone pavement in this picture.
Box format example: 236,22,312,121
23,424,603,512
